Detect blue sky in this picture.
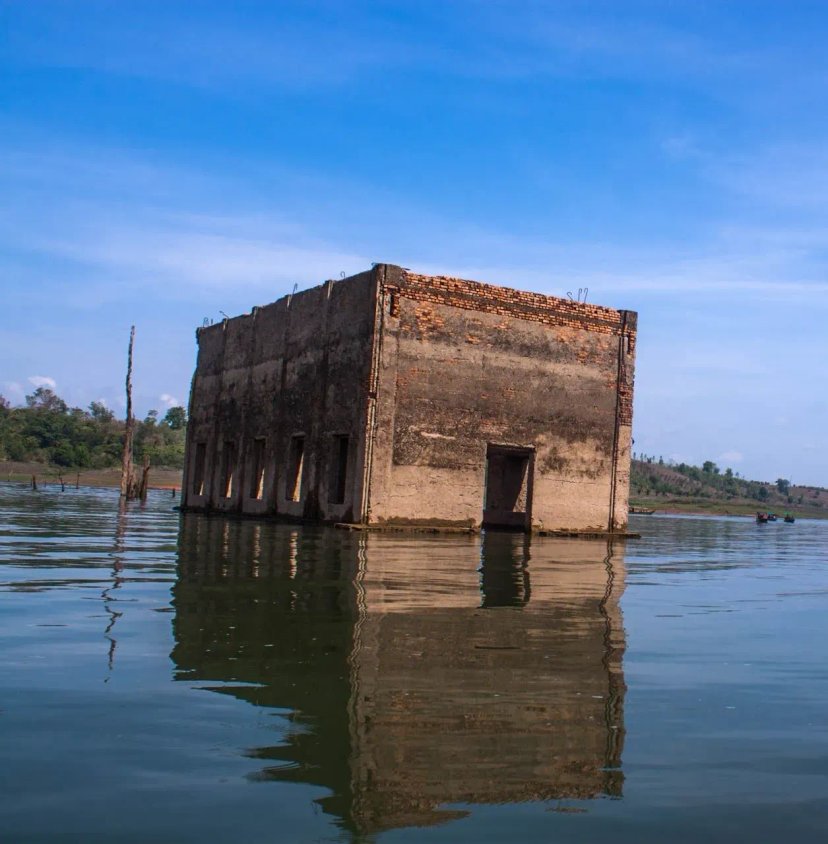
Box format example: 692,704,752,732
2,1,828,484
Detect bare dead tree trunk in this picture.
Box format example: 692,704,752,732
31,475,37,491
138,454,150,502
120,326,137,501
76,472,80,490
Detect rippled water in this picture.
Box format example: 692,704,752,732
1,485,827,842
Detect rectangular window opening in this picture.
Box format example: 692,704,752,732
328,435,349,504
250,437,266,500
192,442,206,496
221,441,236,499
286,436,305,502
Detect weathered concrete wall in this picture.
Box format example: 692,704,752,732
365,266,636,531
182,272,376,521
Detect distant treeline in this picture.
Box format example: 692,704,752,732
632,453,823,507
0,387,187,469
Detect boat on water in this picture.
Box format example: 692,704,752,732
757,512,795,524
629,506,655,515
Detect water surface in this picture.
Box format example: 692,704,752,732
1,486,826,841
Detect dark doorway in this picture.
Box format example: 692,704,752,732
482,445,534,530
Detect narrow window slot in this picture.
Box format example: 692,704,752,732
192,442,206,496
286,436,305,502
250,438,265,499
221,441,236,498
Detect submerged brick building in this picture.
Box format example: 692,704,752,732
181,264,636,532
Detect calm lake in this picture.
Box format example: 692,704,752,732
1,485,827,842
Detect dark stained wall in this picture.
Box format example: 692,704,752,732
182,272,376,522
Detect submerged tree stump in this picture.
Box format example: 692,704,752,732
137,454,151,502
120,326,142,502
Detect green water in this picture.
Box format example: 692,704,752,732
1,485,827,842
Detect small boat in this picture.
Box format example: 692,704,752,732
767,513,778,522
756,512,769,523
629,506,655,515
784,514,796,524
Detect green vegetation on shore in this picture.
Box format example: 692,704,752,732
631,454,828,518
3,387,826,517
0,387,187,472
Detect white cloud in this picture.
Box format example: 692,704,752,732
711,143,828,212
7,135,828,310
718,450,744,464
28,375,57,390
7,2,772,97
159,393,180,408
3,196,370,299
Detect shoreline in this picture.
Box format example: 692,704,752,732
629,498,828,520
0,463,183,492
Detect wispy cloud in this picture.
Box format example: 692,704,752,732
36,221,371,294
710,143,828,212
28,375,57,390
6,5,419,93
159,393,180,408
475,7,759,84
0,138,374,302
6,0,807,102
5,135,828,315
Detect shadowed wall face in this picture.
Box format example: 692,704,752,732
181,272,375,522
171,517,627,835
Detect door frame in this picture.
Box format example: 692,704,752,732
482,443,535,531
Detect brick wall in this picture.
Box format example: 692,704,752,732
396,270,636,338
368,265,637,531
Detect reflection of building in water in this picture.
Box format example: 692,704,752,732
172,517,626,835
